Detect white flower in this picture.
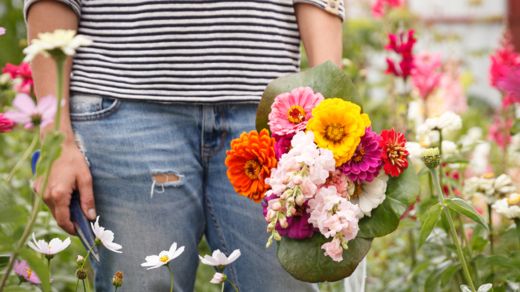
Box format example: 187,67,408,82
459,127,483,152
24,29,92,62
210,272,227,284
199,249,241,267
141,242,185,270
353,174,389,217
441,140,457,158
463,174,516,204
492,194,520,219
91,216,122,253
28,233,70,256
461,283,492,292
417,112,462,144
469,142,491,176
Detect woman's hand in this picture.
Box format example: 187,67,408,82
34,140,96,235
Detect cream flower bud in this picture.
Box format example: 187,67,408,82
422,147,441,169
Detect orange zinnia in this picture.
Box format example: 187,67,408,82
225,129,277,202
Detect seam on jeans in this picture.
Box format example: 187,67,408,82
70,98,121,121
73,132,90,167
204,195,241,290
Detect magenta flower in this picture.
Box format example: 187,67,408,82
262,194,315,239
490,34,520,88
2,62,33,94
340,128,383,182
385,30,416,79
273,133,294,159
411,52,443,100
497,65,520,106
268,87,324,136
4,93,57,129
0,114,15,133
14,260,41,284
372,0,404,18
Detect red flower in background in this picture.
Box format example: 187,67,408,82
488,115,513,150
489,33,520,88
0,114,15,133
372,0,404,18
385,30,416,79
379,129,409,177
497,65,520,106
2,62,33,94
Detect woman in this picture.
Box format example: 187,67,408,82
26,0,354,291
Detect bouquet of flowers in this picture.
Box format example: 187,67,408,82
225,62,419,282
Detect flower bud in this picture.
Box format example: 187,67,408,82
76,255,84,268
421,147,440,169
210,272,227,284
295,194,305,206
112,271,123,288
278,216,288,228
270,200,282,211
76,268,87,280
273,232,282,241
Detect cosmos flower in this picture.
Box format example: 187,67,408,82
141,242,185,270
4,93,57,129
14,260,40,284
91,216,123,253
199,249,241,268
27,233,71,256
23,29,92,62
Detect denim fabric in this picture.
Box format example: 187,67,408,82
69,94,319,292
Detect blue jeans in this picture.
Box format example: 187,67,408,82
69,94,318,291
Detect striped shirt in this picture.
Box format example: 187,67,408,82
25,0,344,102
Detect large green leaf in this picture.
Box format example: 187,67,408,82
358,162,420,238
256,61,361,131
277,234,371,283
35,132,64,178
419,203,443,247
445,197,488,229
19,249,51,292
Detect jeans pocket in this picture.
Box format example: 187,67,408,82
69,94,121,121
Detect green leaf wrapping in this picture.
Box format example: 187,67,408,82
445,197,488,229
418,203,443,247
276,234,372,283
255,61,361,132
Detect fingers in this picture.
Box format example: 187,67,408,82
77,172,96,220
48,186,76,235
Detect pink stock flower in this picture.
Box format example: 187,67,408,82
385,30,416,79
321,238,344,262
411,52,443,99
13,260,41,284
488,115,513,150
489,34,520,88
371,0,404,18
268,87,324,136
2,62,33,94
0,114,15,133
497,65,520,106
4,93,57,129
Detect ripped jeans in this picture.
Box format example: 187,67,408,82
69,94,320,292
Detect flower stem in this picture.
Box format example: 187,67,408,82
487,204,494,255
6,134,39,183
167,264,174,292
53,55,65,132
227,278,239,292
82,279,87,292
221,283,225,292
431,168,476,292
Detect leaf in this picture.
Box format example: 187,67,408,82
277,234,372,283
439,263,461,287
419,203,443,247
511,118,520,135
445,197,488,229
358,197,400,238
256,61,361,131
19,249,50,292
35,131,64,178
385,163,420,209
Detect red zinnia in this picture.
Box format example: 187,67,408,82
385,30,416,79
379,129,409,177
2,62,33,94
0,113,14,133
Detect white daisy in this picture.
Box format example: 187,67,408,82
352,174,389,217
492,194,520,219
91,216,122,253
141,242,185,270
199,249,241,267
23,29,92,62
27,233,70,256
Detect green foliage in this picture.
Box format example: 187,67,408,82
445,197,488,229
418,203,443,247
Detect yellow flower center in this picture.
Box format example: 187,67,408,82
159,255,169,263
353,146,365,162
287,105,306,124
508,193,520,206
26,268,32,278
324,123,345,143
387,145,407,167
244,160,261,180
482,172,495,179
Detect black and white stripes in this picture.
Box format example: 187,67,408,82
25,0,344,102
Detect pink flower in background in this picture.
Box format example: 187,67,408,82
0,27,5,36
372,0,404,18
436,60,467,114
4,93,57,129
268,87,324,136
411,52,443,99
340,128,383,183
497,65,520,106
0,114,15,133
385,30,416,79
13,260,41,284
489,34,520,88
2,62,33,94
488,115,513,149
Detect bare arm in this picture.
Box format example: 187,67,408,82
295,2,343,67
27,1,96,234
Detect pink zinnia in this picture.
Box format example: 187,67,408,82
385,30,416,79
2,62,33,94
14,260,41,284
340,128,383,182
411,52,443,99
4,93,57,129
268,87,324,136
0,114,15,133
372,0,404,18
490,33,520,88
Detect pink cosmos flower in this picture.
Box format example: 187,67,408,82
488,115,513,150
2,62,33,94
385,30,416,79
411,52,443,100
14,260,41,284
0,114,15,133
489,33,520,88
372,0,404,18
4,93,57,129
268,87,324,136
0,27,5,36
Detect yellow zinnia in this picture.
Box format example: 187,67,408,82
307,98,370,166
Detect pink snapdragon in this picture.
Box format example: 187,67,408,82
4,93,57,129
497,66,520,106
372,0,404,18
2,62,33,94
489,34,520,88
411,52,443,100
385,30,416,79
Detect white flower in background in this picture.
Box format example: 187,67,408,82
493,194,520,219
508,134,520,165
91,216,123,253
469,142,491,176
28,233,71,256
461,283,492,292
141,242,185,270
417,111,462,144
353,174,389,217
199,249,241,268
210,272,227,284
463,174,517,204
23,29,92,62
459,127,483,152
441,140,458,159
